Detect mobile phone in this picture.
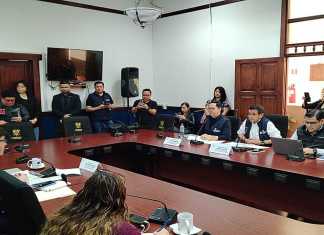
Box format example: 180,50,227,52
129,214,146,225
249,148,263,153
304,92,311,103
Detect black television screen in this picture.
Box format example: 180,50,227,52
47,47,103,81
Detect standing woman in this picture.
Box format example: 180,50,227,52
15,80,40,140
174,102,195,133
211,86,231,116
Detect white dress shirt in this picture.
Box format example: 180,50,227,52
237,119,282,140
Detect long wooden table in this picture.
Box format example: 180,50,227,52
1,130,324,234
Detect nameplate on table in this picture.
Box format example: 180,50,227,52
79,158,99,173
163,137,182,147
209,143,232,156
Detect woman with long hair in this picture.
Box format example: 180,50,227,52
41,170,169,235
15,80,40,140
174,102,195,133
211,86,231,115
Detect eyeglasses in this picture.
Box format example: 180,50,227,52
4,99,15,102
305,121,319,125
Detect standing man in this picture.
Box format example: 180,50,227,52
0,90,30,126
131,88,158,129
86,81,114,133
52,81,81,120
237,104,281,146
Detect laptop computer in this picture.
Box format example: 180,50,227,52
271,137,304,160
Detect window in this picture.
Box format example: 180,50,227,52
286,0,324,106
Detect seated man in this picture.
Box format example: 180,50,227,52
52,81,81,120
291,110,324,156
237,104,281,146
0,128,7,156
0,90,29,126
198,101,231,141
131,88,158,129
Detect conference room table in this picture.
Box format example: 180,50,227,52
1,129,324,235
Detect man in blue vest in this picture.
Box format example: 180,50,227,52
198,101,231,141
291,110,324,156
237,104,281,145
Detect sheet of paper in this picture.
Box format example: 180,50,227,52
226,142,268,150
56,168,81,176
163,137,182,147
29,175,62,185
35,186,76,202
185,134,224,145
79,158,99,173
3,168,21,175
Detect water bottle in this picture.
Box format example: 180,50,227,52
179,123,185,139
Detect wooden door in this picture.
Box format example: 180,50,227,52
0,60,33,95
235,57,286,119
0,52,41,102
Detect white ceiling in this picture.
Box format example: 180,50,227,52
66,0,224,13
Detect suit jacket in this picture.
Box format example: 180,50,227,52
52,92,81,119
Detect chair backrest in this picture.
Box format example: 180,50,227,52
4,122,35,143
0,170,46,235
266,115,288,138
156,114,176,131
63,116,92,137
226,116,241,140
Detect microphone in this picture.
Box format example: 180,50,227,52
232,137,249,152
127,194,177,225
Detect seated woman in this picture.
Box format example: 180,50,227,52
174,102,195,133
41,169,169,235
303,88,324,111
210,86,231,116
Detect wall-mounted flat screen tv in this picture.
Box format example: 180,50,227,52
47,47,103,81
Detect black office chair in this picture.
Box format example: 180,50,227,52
226,116,241,141
62,116,92,137
0,170,46,235
266,115,288,138
4,122,35,143
156,114,176,131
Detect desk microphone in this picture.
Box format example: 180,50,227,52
232,137,249,152
39,158,57,178
127,194,177,225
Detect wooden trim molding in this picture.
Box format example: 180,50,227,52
280,0,288,58
288,14,324,23
37,0,125,15
285,41,324,57
161,0,245,18
37,0,245,18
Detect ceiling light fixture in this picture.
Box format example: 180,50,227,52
125,0,162,29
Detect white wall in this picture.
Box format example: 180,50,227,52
0,0,153,111
153,0,282,108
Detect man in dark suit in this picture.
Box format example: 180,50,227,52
52,81,81,120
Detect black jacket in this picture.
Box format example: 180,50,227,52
303,99,324,111
198,115,231,140
52,93,81,119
